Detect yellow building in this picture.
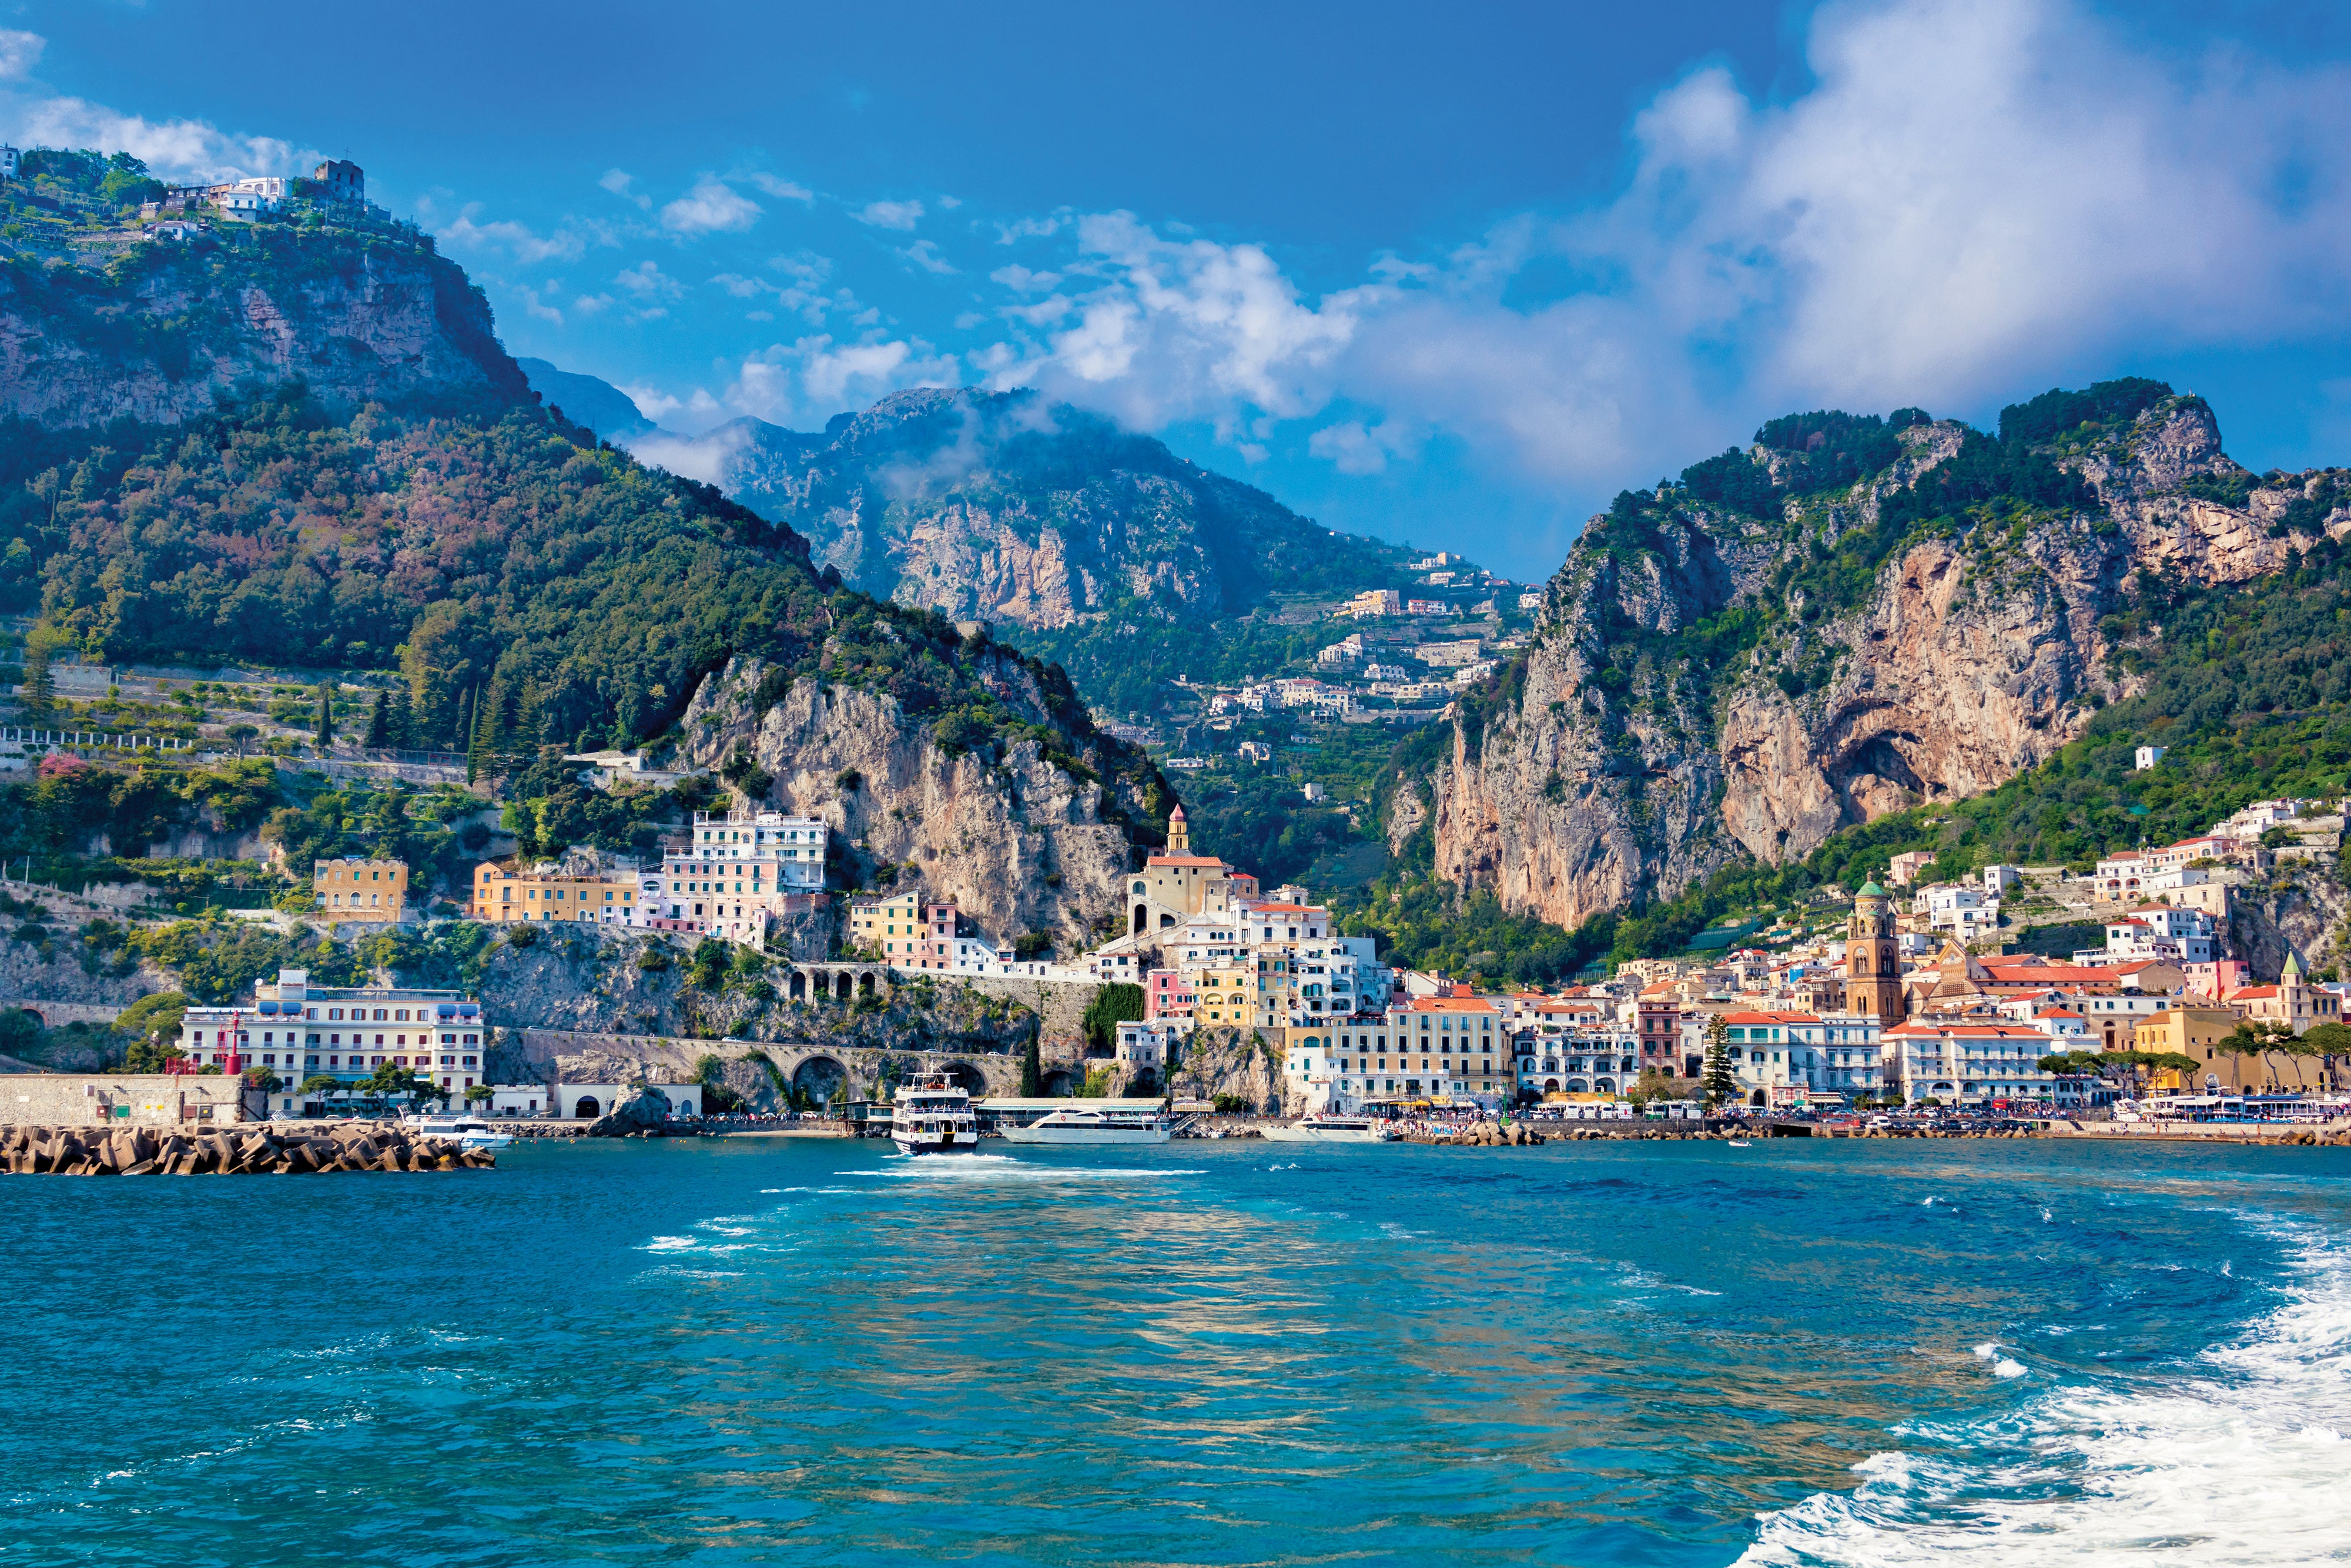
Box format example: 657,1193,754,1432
316,858,407,921
471,861,638,923
1191,961,1261,1028
848,890,925,957
1124,807,1260,937
2135,1006,2257,1091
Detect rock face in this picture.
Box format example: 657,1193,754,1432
0,237,531,428
622,388,1404,632
679,653,1150,950
1418,396,2347,928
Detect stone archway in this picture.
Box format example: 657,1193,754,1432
858,971,877,999
1132,904,1148,936
575,1095,601,1118
835,972,853,1001
789,970,806,1001
1543,1078,1560,1093
1040,1068,1076,1096
1749,1090,1767,1108
791,1056,848,1107
940,1061,985,1094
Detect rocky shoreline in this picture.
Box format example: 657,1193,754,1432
0,1121,496,1175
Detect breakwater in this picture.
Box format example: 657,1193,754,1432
1,1121,495,1175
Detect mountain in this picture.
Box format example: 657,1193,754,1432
1399,380,2338,930
0,186,527,429
515,358,655,442
0,151,1177,946
614,388,1425,711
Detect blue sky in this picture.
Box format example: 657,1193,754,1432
9,1,2351,579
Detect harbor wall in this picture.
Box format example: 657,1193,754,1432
0,1074,253,1127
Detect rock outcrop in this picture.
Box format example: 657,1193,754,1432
0,235,531,428
679,652,1151,949
1417,395,2350,928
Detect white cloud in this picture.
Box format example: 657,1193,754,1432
990,264,1061,293
899,239,957,275
616,260,685,299
965,0,2351,496
599,168,652,210
574,293,615,316
436,205,594,265
618,383,685,423
855,198,925,231
3,93,316,183
994,215,1065,244
661,176,761,235
709,334,962,425
742,171,815,202
1307,419,1417,476
0,29,44,81
512,283,565,326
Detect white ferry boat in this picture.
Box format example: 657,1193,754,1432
1262,1114,1394,1144
890,1070,979,1154
1000,1106,1173,1145
409,1115,514,1150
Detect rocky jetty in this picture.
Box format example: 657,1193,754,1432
0,1121,495,1175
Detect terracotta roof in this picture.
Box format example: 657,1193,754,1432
1399,996,1502,1013
1148,855,1230,869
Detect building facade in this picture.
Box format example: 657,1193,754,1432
316,857,407,922
176,967,487,1115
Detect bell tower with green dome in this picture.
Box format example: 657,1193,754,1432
1847,880,1906,1026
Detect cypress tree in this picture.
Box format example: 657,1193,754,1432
1019,1031,1043,1096
465,684,487,785
456,685,474,757
364,689,390,748
23,641,53,714
314,683,334,752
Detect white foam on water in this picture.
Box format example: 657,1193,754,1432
2042,1208,2054,1222
641,1235,697,1252
846,1155,1201,1185
1972,1342,1998,1360
1742,1218,2351,1566
1992,1358,2027,1379
1921,1197,1937,1207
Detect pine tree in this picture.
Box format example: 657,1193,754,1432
314,683,334,752
388,688,414,750
364,689,390,748
1020,1032,1043,1096
1702,1013,1739,1111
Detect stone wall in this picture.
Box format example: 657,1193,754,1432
0,1074,253,1127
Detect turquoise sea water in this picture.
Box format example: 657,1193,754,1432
5,1136,2348,1565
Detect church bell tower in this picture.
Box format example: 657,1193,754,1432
1847,880,1906,1026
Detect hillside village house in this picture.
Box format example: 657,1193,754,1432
1882,1020,2061,1107
473,860,641,924
647,807,829,944
175,967,487,1114
316,857,407,921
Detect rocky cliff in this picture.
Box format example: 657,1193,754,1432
0,230,530,428
679,648,1161,950
1416,388,2349,928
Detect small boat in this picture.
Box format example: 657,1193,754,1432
889,1069,979,1154
413,1115,514,1149
1262,1114,1394,1144
1000,1106,1173,1145
1726,1138,1751,1148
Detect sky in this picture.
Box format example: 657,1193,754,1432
9,0,2351,579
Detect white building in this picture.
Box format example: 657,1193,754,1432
176,967,488,1115
1914,882,2001,940
2085,905,2216,965
1784,1012,1885,1101
2135,745,2167,770
1115,1020,1180,1078
208,176,290,215
1883,1020,2061,1107
646,807,829,943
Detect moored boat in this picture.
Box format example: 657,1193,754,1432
1000,1106,1173,1145
1262,1115,1394,1144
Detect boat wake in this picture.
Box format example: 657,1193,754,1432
1742,1219,2351,1566
847,1155,1201,1184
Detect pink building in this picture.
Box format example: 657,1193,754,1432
1146,968,1197,1025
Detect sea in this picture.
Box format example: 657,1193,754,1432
4,1135,2346,1566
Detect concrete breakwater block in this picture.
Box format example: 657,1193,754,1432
0,1121,494,1175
